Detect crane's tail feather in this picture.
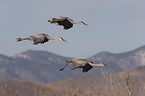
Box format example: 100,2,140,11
16,38,28,42
48,20,51,22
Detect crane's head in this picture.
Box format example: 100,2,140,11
79,21,88,26
66,60,73,64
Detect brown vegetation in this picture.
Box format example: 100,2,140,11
0,66,145,96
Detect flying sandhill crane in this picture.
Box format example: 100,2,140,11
16,33,67,45
48,16,88,30
59,59,108,72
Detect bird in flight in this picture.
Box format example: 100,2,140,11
48,16,88,30
16,33,67,45
59,59,108,72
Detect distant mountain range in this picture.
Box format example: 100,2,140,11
89,45,145,72
0,45,145,83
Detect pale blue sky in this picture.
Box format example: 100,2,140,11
0,0,145,58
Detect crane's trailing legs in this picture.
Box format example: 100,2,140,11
16,38,30,42
59,62,69,71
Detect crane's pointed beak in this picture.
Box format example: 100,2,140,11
82,22,88,26
103,63,109,67
61,37,67,42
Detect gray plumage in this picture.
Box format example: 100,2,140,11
59,59,108,72
16,33,67,45
48,16,88,30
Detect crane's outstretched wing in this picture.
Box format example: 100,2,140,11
52,17,73,29
72,59,90,62
71,59,88,61
31,35,48,45
71,59,92,64
82,63,93,72
62,20,73,29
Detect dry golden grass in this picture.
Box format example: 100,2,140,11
0,67,144,96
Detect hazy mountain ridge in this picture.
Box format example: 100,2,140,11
0,54,15,64
90,45,145,73
13,50,70,64
0,50,73,83
0,45,145,83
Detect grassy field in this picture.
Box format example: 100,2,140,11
0,67,144,96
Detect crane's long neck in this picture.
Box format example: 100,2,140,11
49,37,61,40
89,63,105,67
73,21,82,24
